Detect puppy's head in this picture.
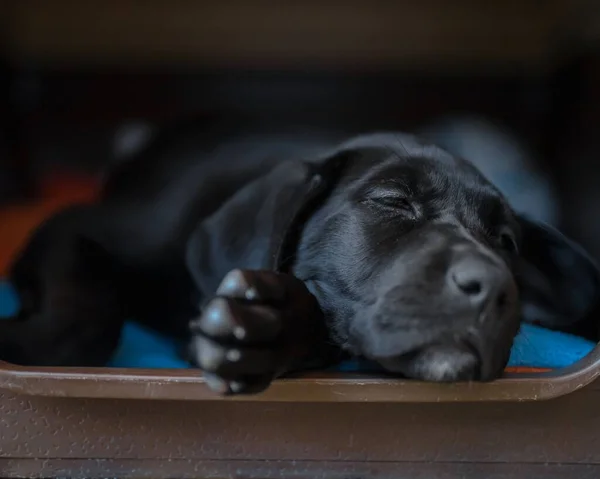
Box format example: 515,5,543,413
292,134,599,382
188,131,600,383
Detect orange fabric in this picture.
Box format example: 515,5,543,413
0,174,100,275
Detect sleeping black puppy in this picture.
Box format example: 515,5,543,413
3,123,599,395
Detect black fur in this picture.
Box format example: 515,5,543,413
3,124,599,394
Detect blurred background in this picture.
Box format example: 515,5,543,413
1,0,600,272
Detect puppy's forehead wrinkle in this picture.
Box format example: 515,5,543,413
357,154,501,203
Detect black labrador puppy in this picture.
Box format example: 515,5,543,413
3,123,599,395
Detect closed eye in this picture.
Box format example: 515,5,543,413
360,187,417,218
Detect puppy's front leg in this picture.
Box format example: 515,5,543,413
190,269,329,395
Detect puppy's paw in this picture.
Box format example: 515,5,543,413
190,269,322,395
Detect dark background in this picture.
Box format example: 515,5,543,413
2,0,600,258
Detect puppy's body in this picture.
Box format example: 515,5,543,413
5,125,347,364
4,122,599,394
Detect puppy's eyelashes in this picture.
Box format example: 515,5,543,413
363,197,416,217
360,191,417,218
498,228,519,255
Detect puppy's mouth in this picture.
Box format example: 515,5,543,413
358,276,520,383
373,339,489,382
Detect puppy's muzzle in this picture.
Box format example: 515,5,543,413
367,240,519,382
416,251,516,382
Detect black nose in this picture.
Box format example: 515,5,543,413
449,254,510,307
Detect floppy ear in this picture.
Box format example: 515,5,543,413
516,215,600,339
185,155,347,299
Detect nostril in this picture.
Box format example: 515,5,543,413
496,291,508,311
448,256,502,303
452,274,483,297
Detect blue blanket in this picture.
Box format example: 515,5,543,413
0,282,595,371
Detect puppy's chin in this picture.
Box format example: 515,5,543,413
375,342,504,382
